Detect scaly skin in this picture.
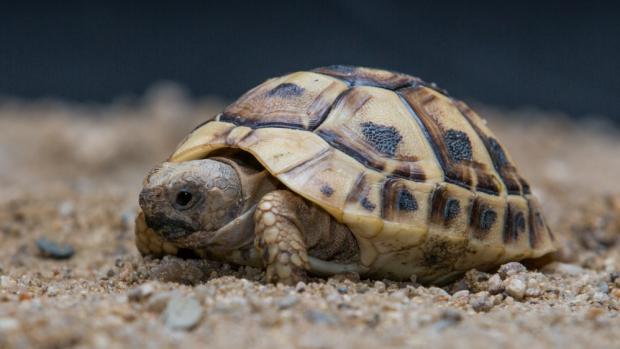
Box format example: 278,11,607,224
254,190,311,285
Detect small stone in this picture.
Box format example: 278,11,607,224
146,292,175,313
525,288,541,298
498,262,526,279
505,278,526,300
451,290,470,301
337,286,348,294
58,201,75,217
596,281,609,294
470,291,494,312
304,309,337,325
0,318,19,331
488,274,504,295
464,269,491,292
162,296,203,330
35,237,75,260
374,281,386,293
128,283,155,302
592,292,609,303
295,281,306,293
0,276,17,292
277,294,299,309
45,286,58,297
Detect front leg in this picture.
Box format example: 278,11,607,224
254,190,311,285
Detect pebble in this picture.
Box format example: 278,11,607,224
276,294,299,309
470,291,494,312
0,276,18,292
0,318,19,331
162,296,203,331
146,292,176,313
498,262,526,279
374,281,386,293
128,283,155,302
35,237,75,260
304,309,337,325
451,290,470,301
505,278,526,300
295,281,306,293
488,274,504,294
58,201,75,217
592,292,609,303
464,269,490,292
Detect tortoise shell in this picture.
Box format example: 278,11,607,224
170,65,556,283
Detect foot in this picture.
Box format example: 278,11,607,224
254,191,310,285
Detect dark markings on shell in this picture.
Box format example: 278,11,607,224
487,138,509,167
267,83,305,98
313,65,416,90
420,236,469,269
360,196,376,211
470,198,497,240
503,204,527,243
360,121,403,157
444,198,461,222
320,184,334,197
317,129,427,182
396,188,418,212
453,100,527,195
381,179,418,220
444,129,473,162
310,88,352,131
219,113,307,130
527,199,541,248
312,65,450,95
399,89,486,194
429,185,462,226
317,129,384,172
343,173,376,212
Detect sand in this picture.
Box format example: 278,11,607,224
0,85,619,349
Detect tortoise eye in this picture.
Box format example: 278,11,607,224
175,190,193,208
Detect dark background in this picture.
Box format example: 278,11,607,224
1,1,619,120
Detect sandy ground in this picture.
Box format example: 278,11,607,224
0,84,619,349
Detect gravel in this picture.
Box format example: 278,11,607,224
162,296,203,331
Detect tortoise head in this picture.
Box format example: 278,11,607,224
138,159,244,246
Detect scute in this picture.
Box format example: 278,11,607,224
169,66,558,283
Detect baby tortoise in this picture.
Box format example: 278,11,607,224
136,65,557,285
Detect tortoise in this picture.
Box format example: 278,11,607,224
135,65,557,285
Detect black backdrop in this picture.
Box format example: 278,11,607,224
1,1,619,120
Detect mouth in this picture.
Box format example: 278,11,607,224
146,205,257,250
144,214,198,241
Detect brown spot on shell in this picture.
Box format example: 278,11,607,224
382,179,418,220
267,83,305,98
320,184,334,197
470,197,497,240
503,204,527,243
429,185,462,226
360,121,403,157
